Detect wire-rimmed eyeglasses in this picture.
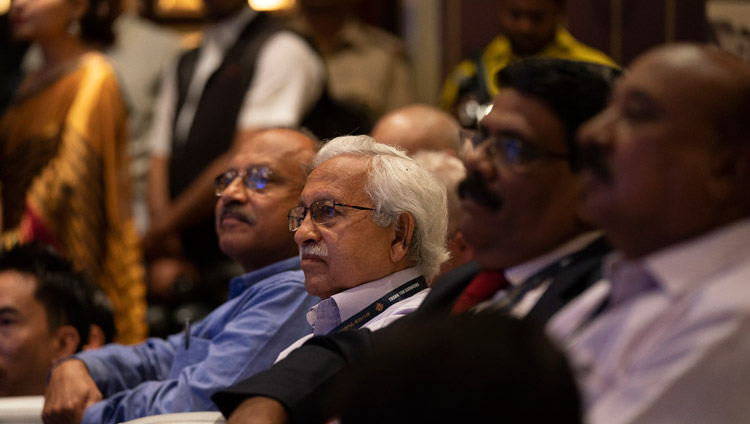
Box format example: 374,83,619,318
213,166,272,196
288,199,375,231
463,130,569,167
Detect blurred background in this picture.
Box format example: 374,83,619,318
4,0,747,106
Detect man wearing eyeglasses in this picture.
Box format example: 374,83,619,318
213,59,619,424
269,135,448,356
42,129,320,424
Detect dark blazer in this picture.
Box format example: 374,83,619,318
212,236,611,423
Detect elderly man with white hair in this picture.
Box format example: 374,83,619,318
277,135,449,356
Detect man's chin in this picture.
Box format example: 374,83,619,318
580,189,611,227
582,173,614,212
304,276,332,299
461,207,501,249
462,197,502,221
510,40,546,56
219,235,254,256
218,216,253,230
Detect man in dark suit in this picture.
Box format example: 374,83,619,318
213,58,619,424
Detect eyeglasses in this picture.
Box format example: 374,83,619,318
214,166,273,196
288,199,375,231
465,130,569,167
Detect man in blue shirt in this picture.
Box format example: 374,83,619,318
42,129,320,424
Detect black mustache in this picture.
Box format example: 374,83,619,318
218,203,255,225
578,143,614,183
458,173,503,212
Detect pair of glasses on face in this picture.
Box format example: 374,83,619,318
214,166,273,197
288,199,375,231
465,130,569,167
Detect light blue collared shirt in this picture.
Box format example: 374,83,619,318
78,256,319,423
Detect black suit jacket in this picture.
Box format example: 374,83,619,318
212,237,611,423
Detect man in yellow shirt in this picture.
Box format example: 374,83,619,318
441,0,616,127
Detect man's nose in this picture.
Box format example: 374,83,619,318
463,140,498,183
220,177,249,204
578,107,616,150
293,210,320,246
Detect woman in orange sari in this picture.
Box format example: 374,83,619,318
1,0,146,343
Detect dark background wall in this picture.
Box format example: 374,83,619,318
353,0,707,75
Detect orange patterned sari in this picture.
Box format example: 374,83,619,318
0,52,146,344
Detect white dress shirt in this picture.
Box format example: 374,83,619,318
548,218,750,424
150,7,324,156
276,267,429,361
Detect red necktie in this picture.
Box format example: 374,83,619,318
451,270,509,314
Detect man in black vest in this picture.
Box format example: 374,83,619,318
142,0,325,325
212,58,620,424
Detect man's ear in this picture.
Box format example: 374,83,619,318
709,147,750,207
448,230,474,264
51,325,81,362
390,212,415,263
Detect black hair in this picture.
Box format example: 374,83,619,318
496,58,621,170
90,286,117,344
334,314,582,423
79,0,119,47
0,243,113,351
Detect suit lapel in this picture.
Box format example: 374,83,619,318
525,237,611,324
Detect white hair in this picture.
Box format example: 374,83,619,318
315,135,450,280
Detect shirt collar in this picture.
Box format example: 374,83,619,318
203,6,256,52
505,231,603,286
607,218,750,298
307,267,422,327
228,256,300,299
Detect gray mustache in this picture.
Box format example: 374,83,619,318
299,243,328,259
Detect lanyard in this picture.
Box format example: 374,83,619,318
331,276,428,333
492,237,609,314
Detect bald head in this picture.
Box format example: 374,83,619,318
578,43,750,258
636,44,750,148
371,104,461,155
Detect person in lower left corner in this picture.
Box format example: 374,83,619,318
0,243,111,397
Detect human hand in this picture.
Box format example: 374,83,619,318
227,397,290,424
42,359,102,424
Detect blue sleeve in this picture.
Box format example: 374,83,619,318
81,275,317,424
77,337,179,395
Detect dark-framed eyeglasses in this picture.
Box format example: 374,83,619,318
288,199,375,231
464,130,569,167
214,166,273,196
